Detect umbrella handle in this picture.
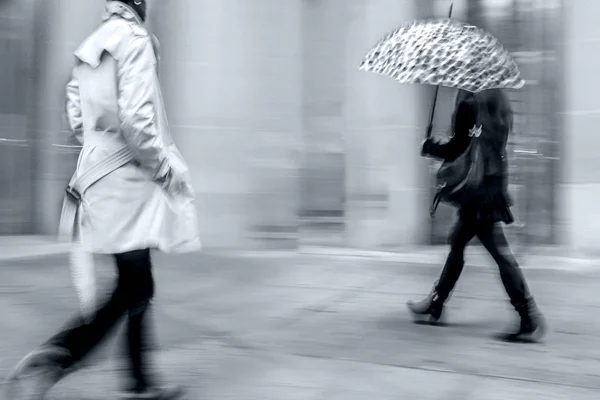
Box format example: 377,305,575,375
425,3,453,139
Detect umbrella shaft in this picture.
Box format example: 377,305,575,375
426,85,440,138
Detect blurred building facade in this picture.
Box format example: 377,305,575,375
0,0,595,254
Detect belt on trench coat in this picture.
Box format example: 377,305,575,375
58,145,134,242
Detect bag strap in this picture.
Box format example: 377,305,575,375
429,95,481,218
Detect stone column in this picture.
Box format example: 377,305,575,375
151,0,302,249
343,0,431,249
0,0,36,234
298,0,348,247
32,0,104,235
560,0,600,255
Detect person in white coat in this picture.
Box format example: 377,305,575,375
5,1,199,399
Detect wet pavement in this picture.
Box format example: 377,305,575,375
1,251,600,399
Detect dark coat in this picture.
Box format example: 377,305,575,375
422,91,514,224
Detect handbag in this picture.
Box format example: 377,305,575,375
430,124,485,216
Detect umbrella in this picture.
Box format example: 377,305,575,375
359,18,525,94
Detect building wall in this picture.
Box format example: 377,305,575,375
149,0,302,249
28,0,431,249
561,0,600,255
32,0,105,236
0,0,36,234
32,0,303,249
22,0,576,248
343,0,431,249
27,0,572,251
299,0,347,247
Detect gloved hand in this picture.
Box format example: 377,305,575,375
162,164,195,214
420,138,432,156
169,172,193,197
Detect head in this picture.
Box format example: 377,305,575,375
454,89,474,107
453,88,513,141
116,0,147,22
473,89,513,138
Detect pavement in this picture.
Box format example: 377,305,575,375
2,235,599,271
0,236,70,261
0,249,600,399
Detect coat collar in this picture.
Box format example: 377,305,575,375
74,1,147,68
103,1,143,26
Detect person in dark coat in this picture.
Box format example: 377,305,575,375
407,88,546,343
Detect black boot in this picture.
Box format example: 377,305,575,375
406,290,445,325
117,383,185,400
496,302,547,343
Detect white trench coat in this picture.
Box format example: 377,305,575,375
61,1,201,256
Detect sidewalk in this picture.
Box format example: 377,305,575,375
297,245,600,271
0,251,599,399
1,235,599,272
0,236,70,261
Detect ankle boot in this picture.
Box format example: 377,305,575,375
406,290,445,324
497,301,547,343
118,383,185,400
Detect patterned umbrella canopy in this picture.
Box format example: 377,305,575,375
359,18,524,93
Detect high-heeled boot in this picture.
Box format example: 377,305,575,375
406,289,445,324
496,300,547,343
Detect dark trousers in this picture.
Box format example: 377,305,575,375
45,249,155,388
435,216,532,313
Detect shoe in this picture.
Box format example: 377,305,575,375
496,313,547,343
3,345,70,400
406,290,445,325
117,384,185,400
496,300,547,344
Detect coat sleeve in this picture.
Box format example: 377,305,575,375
117,35,172,188
422,100,476,161
65,73,83,144
151,34,161,78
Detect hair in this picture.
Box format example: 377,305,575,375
114,0,141,5
112,0,147,21
453,88,513,146
474,89,513,137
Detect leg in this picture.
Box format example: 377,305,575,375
435,217,477,302
115,249,155,391
476,223,546,342
407,216,476,323
116,250,184,400
45,284,128,368
5,257,129,400
476,223,529,309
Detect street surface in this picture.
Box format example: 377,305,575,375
1,251,599,399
